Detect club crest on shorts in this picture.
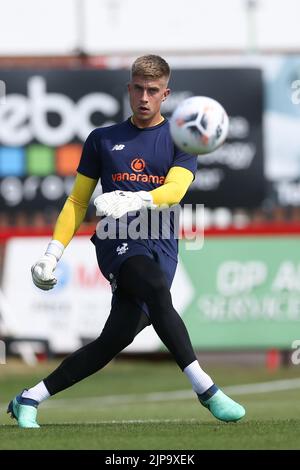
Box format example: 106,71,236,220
116,243,128,255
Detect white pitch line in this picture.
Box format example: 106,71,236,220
2,377,300,411
223,377,300,395
44,419,195,425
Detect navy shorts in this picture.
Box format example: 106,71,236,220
91,234,178,292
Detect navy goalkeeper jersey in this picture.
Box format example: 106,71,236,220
77,118,197,259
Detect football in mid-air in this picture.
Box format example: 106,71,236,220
169,96,229,155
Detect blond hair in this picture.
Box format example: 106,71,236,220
131,55,170,81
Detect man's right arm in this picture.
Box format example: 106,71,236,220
53,172,98,247
31,173,98,291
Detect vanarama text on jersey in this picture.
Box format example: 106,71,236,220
112,173,165,184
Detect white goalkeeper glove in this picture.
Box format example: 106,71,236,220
31,240,64,291
94,190,156,219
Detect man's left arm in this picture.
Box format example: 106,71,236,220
94,166,194,219
149,166,193,206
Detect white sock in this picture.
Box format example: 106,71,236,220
183,360,214,395
22,381,50,403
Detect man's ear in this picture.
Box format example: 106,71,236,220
162,88,171,101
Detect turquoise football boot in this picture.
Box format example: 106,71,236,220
198,388,246,423
7,392,40,428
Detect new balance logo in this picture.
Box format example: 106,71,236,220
112,144,125,151
116,243,128,255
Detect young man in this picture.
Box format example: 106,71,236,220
8,55,245,428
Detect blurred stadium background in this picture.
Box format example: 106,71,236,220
1,0,300,450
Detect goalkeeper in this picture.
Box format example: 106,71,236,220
8,55,245,428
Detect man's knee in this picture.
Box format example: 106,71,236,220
96,327,134,353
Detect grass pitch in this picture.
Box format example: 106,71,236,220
1,358,300,450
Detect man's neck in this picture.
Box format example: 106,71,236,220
131,115,165,129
